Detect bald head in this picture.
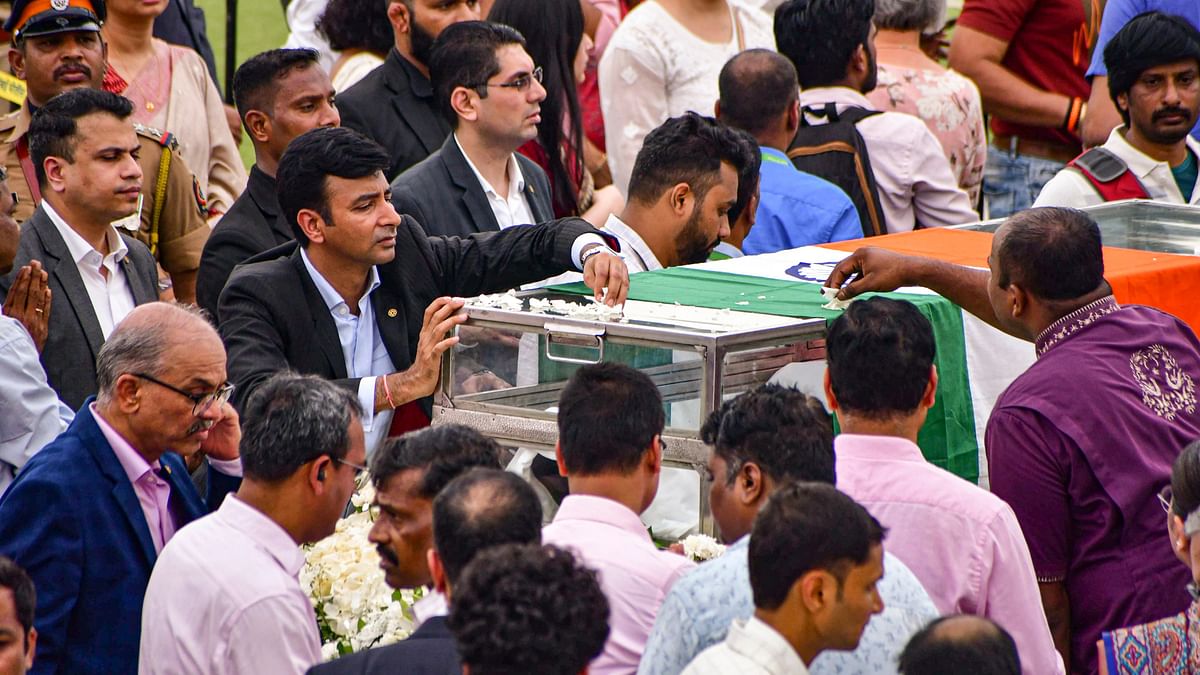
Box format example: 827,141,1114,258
718,49,799,137
899,615,1020,675
432,468,543,585
994,207,1104,301
96,303,219,401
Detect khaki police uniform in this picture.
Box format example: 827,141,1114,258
0,104,210,275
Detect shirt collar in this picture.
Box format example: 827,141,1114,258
1104,126,1200,180
43,200,129,266
835,433,927,463
726,616,809,674
797,86,875,111
1034,295,1120,357
91,403,160,485
552,494,650,541
247,165,279,216
218,494,306,577
760,146,792,167
299,248,382,314
601,213,662,271
454,134,526,200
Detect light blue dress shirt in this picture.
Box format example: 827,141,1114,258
0,315,72,496
639,536,940,675
300,250,396,456
743,147,863,255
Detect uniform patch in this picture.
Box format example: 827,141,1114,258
192,176,207,216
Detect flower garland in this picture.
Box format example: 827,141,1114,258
301,481,424,660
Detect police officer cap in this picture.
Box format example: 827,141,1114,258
5,0,106,41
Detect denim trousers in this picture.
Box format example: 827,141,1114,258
982,149,1065,219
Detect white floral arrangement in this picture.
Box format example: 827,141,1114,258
301,480,423,660
680,534,727,562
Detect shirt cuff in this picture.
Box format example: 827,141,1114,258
571,234,611,271
358,376,379,432
207,455,243,477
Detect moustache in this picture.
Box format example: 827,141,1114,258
53,64,92,80
187,418,215,436
376,545,399,566
1153,107,1192,122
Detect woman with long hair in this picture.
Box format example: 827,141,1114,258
102,0,247,221
489,0,621,225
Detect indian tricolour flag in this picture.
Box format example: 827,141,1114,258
559,245,1034,487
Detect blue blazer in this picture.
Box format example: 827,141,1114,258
0,403,208,675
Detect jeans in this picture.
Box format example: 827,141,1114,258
982,149,1065,219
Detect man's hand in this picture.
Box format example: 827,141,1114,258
583,251,628,306
199,402,241,461
3,261,52,353
385,297,468,409
824,247,920,300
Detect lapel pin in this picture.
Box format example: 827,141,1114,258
387,308,398,318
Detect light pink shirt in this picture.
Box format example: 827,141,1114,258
834,434,1064,675
92,404,175,553
138,495,321,675
543,494,695,675
798,86,978,232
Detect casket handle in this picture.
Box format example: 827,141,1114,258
544,321,606,365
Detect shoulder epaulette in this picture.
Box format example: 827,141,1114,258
133,123,179,152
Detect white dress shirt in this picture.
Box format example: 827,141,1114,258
44,201,136,338
0,316,71,496
797,86,978,233
600,213,662,272
455,134,538,230
683,616,809,675
139,495,322,675
1034,126,1200,208
300,250,395,456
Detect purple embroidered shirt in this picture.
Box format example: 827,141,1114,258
986,296,1197,675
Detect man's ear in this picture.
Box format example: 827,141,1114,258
646,435,663,475
428,549,450,595
296,209,328,245
449,87,479,124
823,368,839,412
23,626,35,669
43,156,69,195
922,364,938,409
1007,281,1030,319
555,440,569,477
1115,92,1130,120
799,569,833,613
8,47,25,81
111,374,144,414
387,0,411,35
309,456,334,493
667,183,692,217
243,109,271,145
738,462,766,506
713,100,722,119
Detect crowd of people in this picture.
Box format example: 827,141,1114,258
0,0,1199,673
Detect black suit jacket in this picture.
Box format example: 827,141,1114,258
0,206,159,409
391,134,555,238
338,49,451,181
218,215,599,412
196,165,291,320
306,616,460,675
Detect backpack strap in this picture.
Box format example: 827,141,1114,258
799,103,883,127
1067,148,1151,202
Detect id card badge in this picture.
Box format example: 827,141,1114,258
112,193,144,233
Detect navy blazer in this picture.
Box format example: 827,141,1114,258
307,615,460,675
391,134,555,238
0,404,208,675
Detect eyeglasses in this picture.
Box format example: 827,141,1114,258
334,456,369,475
1160,485,1174,514
476,66,543,93
132,372,235,417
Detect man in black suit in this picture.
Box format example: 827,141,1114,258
197,48,340,319
218,126,626,457
309,459,543,674
0,89,159,410
392,22,554,238
336,0,478,181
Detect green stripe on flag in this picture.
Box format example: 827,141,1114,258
549,267,980,482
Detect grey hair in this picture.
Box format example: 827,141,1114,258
874,0,946,33
95,303,214,404
239,373,364,483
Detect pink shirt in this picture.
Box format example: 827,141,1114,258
834,434,1064,675
543,494,695,675
138,495,321,675
93,404,175,553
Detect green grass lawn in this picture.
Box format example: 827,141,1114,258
193,0,292,167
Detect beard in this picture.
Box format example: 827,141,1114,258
410,17,437,67
675,206,720,266
1142,105,1197,145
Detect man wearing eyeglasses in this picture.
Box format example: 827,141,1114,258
140,373,366,675
391,21,555,239
0,301,241,675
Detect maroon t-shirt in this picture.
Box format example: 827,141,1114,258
958,0,1096,148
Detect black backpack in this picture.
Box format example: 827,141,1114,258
787,103,887,237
